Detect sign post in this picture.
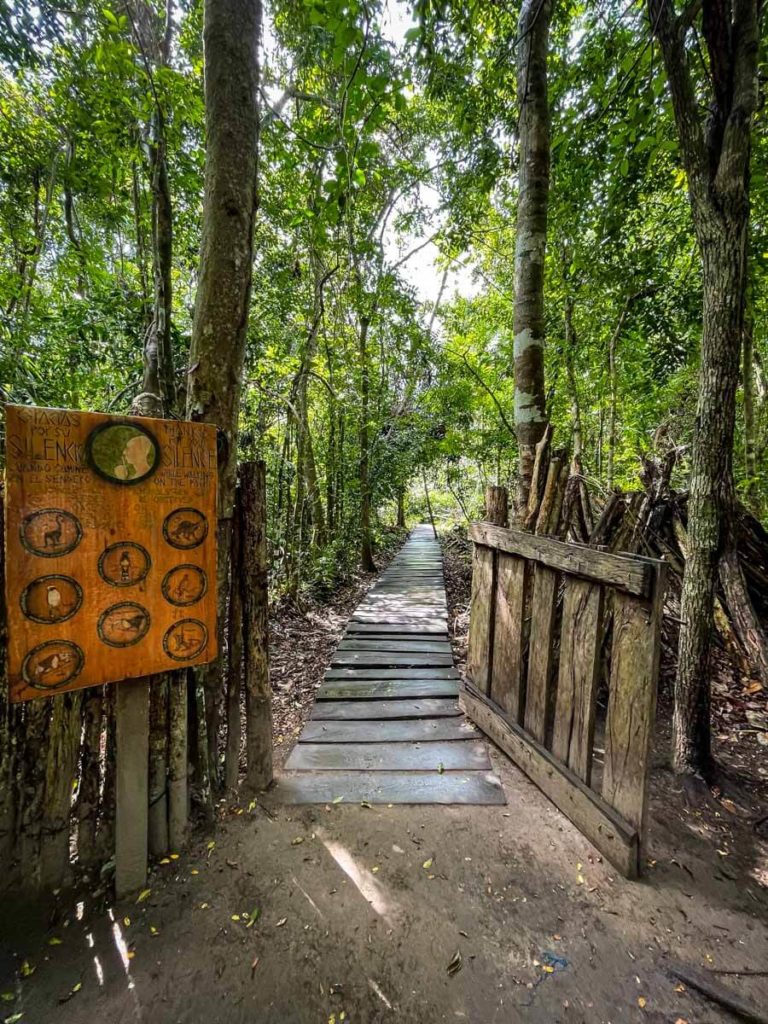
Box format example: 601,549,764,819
4,405,218,894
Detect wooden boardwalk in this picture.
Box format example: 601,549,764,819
276,525,506,805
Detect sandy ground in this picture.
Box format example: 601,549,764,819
2,531,767,1024
1,747,767,1024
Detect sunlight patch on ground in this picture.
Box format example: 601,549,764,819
319,833,400,926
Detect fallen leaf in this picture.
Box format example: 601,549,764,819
136,889,151,903
149,926,159,936
638,996,646,1008
250,956,259,978
291,837,305,846
674,984,685,993
159,858,170,865
422,858,433,870
360,801,372,809
275,917,287,927
170,853,180,861
542,965,554,974
372,866,379,873
48,937,63,946
231,914,241,922
4,1013,23,1023
19,962,34,979
191,869,199,876
200,902,209,909
0,995,14,1004
332,796,344,804
447,950,462,976
123,917,131,927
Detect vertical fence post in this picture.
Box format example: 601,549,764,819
115,679,149,897
484,485,509,527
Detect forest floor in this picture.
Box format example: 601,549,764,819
2,528,767,1024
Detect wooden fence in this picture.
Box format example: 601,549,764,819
464,521,666,878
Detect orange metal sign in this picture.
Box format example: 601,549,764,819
4,405,218,702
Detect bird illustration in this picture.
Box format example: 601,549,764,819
46,585,62,619
116,612,146,633
175,574,193,600
35,650,72,678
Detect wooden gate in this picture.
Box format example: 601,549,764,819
464,522,666,878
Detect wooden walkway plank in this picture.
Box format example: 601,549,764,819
300,718,478,742
310,697,462,720
276,770,506,805
285,739,491,771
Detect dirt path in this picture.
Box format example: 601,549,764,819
2,536,767,1024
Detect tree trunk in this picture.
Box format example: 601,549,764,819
240,462,273,791
396,486,406,528
513,0,552,506
186,0,262,783
743,272,758,512
359,314,375,570
564,293,582,458
650,0,760,777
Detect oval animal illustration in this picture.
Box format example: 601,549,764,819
21,574,83,624
97,601,151,648
23,640,84,691
162,565,207,607
20,508,82,558
163,507,208,550
86,421,159,485
98,541,151,588
163,619,208,661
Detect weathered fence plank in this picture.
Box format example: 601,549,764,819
602,564,665,854
523,564,558,743
490,553,528,721
467,544,496,692
551,578,604,783
469,522,652,597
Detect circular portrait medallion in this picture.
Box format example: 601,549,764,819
97,601,151,648
162,565,208,607
163,508,208,550
21,574,83,624
163,619,208,662
86,421,159,486
23,640,84,691
20,508,82,558
98,541,151,588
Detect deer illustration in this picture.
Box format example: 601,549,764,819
43,514,65,550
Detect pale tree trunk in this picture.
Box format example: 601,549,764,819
513,0,552,508
650,0,761,776
186,0,262,784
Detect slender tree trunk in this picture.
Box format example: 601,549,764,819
513,0,552,507
186,0,262,784
359,314,375,570
564,293,582,458
396,486,406,528
240,462,272,790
